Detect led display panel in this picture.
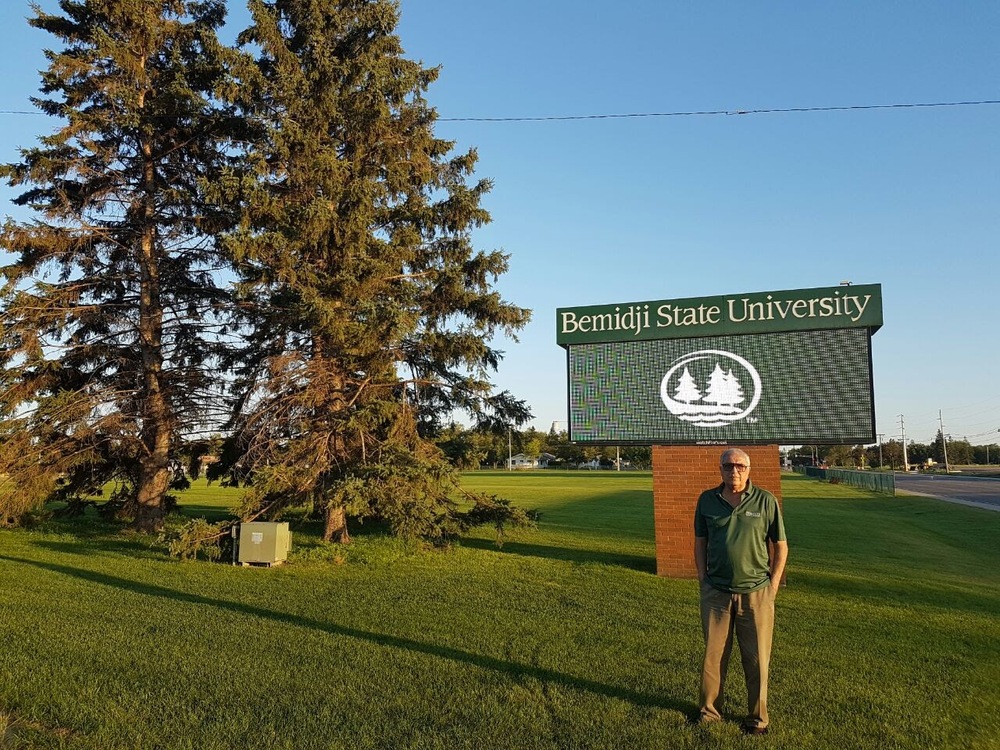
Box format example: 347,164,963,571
567,327,875,445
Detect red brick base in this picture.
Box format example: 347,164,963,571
652,445,783,578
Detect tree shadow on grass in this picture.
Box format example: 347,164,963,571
460,537,657,574
26,514,402,565
27,518,226,558
28,534,160,559
174,503,236,523
1,555,695,717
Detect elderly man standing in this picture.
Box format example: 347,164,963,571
694,448,788,735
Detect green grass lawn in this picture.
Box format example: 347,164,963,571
1,471,998,749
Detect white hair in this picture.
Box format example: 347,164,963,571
720,448,751,466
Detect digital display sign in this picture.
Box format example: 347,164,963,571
561,285,882,445
568,328,874,444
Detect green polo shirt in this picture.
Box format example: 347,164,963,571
694,480,786,594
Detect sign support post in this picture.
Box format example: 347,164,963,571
652,444,783,578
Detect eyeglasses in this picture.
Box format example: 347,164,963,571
721,463,749,472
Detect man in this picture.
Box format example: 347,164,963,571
694,448,788,735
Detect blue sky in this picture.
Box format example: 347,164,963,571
1,1,998,447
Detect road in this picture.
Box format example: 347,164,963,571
894,473,1000,511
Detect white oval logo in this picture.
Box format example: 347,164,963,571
659,349,762,427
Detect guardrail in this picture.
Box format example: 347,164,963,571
795,466,895,495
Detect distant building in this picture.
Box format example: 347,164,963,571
507,453,539,470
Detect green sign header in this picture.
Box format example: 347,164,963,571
556,283,882,346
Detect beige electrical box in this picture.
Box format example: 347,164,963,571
238,522,291,566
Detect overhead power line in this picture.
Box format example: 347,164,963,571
0,99,997,123
438,99,1000,123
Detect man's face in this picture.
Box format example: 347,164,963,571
720,454,751,492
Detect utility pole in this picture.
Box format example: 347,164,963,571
507,426,512,472
939,410,949,473
876,433,884,470
899,415,909,472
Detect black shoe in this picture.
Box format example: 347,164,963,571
742,724,769,736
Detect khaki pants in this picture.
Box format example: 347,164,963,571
698,581,775,728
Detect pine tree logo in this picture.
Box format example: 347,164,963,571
659,350,762,427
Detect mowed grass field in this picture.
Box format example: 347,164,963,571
1,471,998,749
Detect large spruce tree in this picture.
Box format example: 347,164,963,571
0,0,237,530
219,0,531,542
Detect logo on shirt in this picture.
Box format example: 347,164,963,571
659,349,762,428
744,511,762,517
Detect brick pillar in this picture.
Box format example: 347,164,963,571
652,444,782,578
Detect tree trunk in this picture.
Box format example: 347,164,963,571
133,126,170,533
323,504,351,544
134,443,170,532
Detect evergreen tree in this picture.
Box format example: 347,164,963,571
672,366,702,404
932,429,946,464
216,0,531,542
0,0,238,530
703,364,728,405
721,368,744,406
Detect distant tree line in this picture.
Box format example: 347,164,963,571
786,429,999,470
435,425,653,471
